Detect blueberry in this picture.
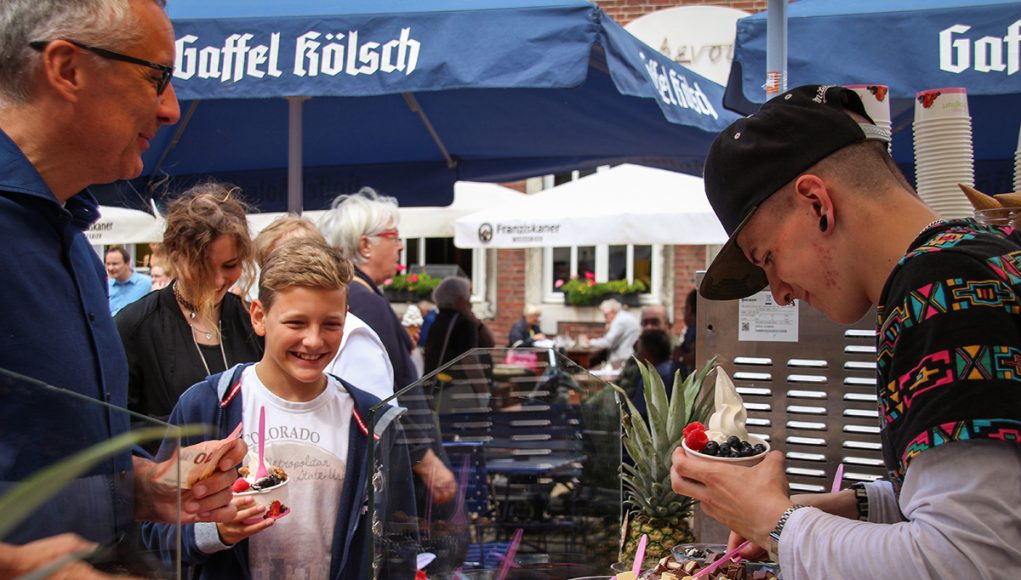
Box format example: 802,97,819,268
704,441,719,455
719,443,731,455
753,444,766,454
726,435,740,447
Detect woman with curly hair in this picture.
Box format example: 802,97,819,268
116,182,263,424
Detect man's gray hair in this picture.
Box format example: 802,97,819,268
318,187,401,266
599,298,622,314
0,0,161,105
523,304,541,317
433,277,471,309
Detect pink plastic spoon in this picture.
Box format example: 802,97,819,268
255,406,268,480
632,533,648,576
831,463,845,494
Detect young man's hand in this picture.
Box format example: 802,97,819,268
216,496,275,545
670,449,793,549
134,438,248,523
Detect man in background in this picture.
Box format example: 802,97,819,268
589,298,640,368
106,245,151,315
617,303,681,396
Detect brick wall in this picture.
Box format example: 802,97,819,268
596,0,769,26
488,249,527,346
483,181,528,347
673,245,705,327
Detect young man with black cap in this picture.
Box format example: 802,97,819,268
671,85,1021,578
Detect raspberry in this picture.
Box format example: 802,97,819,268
685,429,709,451
231,478,250,493
683,421,706,437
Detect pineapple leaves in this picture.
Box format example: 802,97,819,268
613,357,717,528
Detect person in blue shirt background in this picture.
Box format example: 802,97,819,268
106,245,151,315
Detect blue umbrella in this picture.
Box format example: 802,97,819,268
723,0,1021,193
100,0,738,212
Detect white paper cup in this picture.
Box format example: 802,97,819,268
681,431,770,467
914,88,969,122
912,143,977,155
916,166,975,176
845,84,891,127
235,478,290,524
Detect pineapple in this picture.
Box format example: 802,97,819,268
613,357,716,561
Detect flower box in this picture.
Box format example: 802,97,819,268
382,272,442,303
557,275,647,307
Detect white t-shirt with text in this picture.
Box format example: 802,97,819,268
241,366,354,580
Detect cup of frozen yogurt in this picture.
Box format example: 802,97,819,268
232,452,291,523
681,368,769,467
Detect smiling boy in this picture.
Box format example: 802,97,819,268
143,237,416,579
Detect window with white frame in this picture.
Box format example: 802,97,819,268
540,167,661,303
401,237,487,301
544,244,661,302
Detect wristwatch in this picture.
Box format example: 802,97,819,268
767,504,809,561
850,482,870,521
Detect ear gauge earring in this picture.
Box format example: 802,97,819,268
819,214,829,232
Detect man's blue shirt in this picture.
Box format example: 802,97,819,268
0,128,133,544
109,271,152,315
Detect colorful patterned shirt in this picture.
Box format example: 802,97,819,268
876,219,1021,486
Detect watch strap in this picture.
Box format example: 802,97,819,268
850,482,870,521
767,504,809,561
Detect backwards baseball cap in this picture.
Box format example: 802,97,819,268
699,85,881,301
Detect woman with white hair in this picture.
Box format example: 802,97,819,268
318,187,456,505
507,304,546,347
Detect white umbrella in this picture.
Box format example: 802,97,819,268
398,182,525,239
453,165,726,248
246,182,524,239
86,206,165,246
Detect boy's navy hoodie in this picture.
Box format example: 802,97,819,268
141,363,418,579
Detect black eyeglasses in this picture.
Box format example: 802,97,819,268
29,39,174,95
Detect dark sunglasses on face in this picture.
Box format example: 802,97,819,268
29,39,174,95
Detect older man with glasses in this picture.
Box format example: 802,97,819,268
0,1,244,576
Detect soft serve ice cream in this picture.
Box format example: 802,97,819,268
707,367,750,443
683,368,768,461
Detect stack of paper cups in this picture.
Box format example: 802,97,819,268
846,84,892,148
913,88,975,218
1014,125,1020,192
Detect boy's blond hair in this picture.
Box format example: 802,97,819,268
258,237,352,310
254,215,326,267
